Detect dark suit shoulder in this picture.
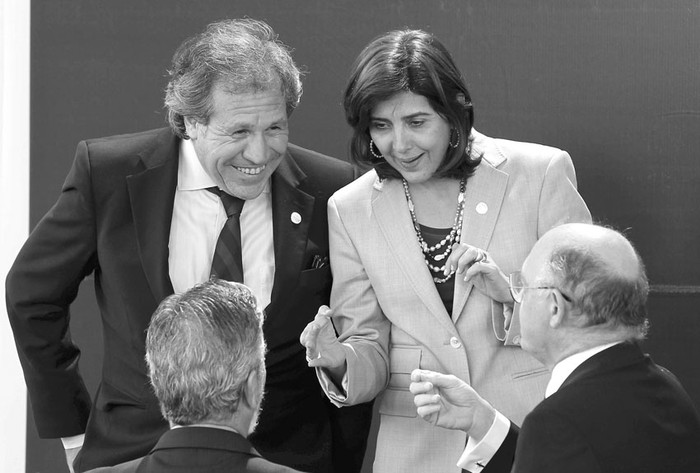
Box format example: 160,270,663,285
84,456,142,473
70,128,178,195
245,457,306,472
524,348,700,472
80,128,177,169
287,143,356,192
86,453,304,473
84,128,173,151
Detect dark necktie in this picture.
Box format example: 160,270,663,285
208,187,245,282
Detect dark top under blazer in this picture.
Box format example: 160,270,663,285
6,128,371,473
84,427,303,473
484,342,700,473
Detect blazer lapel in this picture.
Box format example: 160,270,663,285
126,130,178,305
372,178,455,332
452,132,509,322
268,154,315,311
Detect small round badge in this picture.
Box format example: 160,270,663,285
291,212,302,224
476,202,488,215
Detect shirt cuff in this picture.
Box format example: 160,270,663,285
456,411,510,472
315,366,350,405
61,433,85,450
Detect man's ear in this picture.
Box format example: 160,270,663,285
242,368,264,410
183,116,199,140
548,289,567,329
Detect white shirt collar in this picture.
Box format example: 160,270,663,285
171,422,240,435
545,342,620,398
178,138,271,195
178,139,217,191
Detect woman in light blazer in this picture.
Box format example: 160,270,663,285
300,29,591,473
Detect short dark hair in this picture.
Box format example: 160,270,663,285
548,244,650,339
343,29,481,180
164,18,302,139
146,279,266,425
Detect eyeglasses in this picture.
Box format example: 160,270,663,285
508,271,573,304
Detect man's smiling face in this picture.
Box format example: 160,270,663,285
185,83,289,199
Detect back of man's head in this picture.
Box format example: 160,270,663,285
146,279,266,427
536,223,649,340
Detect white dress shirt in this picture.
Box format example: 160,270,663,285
63,138,276,450
168,138,275,308
457,342,620,471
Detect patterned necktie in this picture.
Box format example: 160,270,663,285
208,187,245,282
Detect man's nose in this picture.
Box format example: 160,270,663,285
243,134,269,164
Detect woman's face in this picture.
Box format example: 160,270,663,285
369,91,451,184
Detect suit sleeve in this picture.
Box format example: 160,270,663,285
5,141,97,437
499,150,591,345
512,408,601,473
481,424,519,473
315,195,390,406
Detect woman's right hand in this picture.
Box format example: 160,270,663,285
300,305,347,372
445,243,513,304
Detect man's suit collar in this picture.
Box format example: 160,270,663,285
151,426,260,456
273,146,307,188
559,341,647,392
546,342,620,397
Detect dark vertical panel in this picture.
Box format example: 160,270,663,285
642,293,700,403
28,1,700,472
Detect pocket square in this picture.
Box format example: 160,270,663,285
311,255,329,269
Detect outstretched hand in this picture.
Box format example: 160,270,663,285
410,369,495,442
445,243,512,304
299,306,347,371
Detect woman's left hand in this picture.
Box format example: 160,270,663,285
444,243,512,304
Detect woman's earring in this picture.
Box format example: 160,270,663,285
369,139,384,159
449,129,461,149
465,133,474,156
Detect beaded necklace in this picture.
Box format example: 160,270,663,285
402,177,466,283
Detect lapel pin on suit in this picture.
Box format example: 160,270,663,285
291,211,302,224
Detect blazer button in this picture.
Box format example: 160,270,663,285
449,337,462,348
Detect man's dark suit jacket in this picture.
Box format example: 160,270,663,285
6,128,372,473
85,426,302,473
484,342,700,473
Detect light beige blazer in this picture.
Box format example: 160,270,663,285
318,131,592,473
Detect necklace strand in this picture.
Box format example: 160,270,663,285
402,178,466,283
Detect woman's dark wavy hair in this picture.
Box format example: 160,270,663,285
343,29,481,180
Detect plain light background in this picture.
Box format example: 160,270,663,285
0,1,29,472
